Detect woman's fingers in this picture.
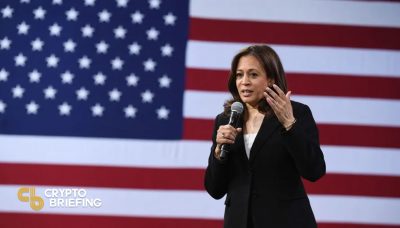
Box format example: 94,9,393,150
265,85,294,125
217,125,241,144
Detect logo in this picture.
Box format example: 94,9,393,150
17,187,102,211
17,187,44,211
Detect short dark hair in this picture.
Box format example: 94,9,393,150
224,45,288,116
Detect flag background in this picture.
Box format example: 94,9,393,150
1,0,400,227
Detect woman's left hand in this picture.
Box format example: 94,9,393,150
264,84,296,129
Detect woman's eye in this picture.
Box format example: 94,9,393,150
251,73,258,77
236,73,243,78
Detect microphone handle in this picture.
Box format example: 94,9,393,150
219,111,239,161
219,145,229,161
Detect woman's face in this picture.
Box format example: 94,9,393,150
235,55,270,107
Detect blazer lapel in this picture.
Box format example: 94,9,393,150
248,115,281,163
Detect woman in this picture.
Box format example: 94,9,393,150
204,45,326,228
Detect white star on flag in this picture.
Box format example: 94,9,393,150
149,0,161,9
126,73,139,86
52,0,62,5
49,23,62,36
82,24,95,37
158,75,171,88
109,88,122,101
111,57,124,70
78,56,92,69
128,42,141,55
114,26,127,39
98,10,111,22
141,90,154,103
163,12,176,25
31,38,44,51
43,86,57,99
146,27,159,40
116,0,129,8
124,105,137,118
0,100,6,113
46,54,59,68
66,8,79,21
63,39,76,52
33,7,46,20
96,41,109,54
0,37,11,50
61,71,74,84
76,87,89,100
12,85,25,98
15,53,27,67
58,102,72,115
91,103,104,117
1,5,13,18
156,106,169,119
28,69,41,83
84,0,96,6
161,44,173,57
17,22,30,35
143,58,156,71
93,72,106,85
26,101,39,114
131,11,144,24
0,68,9,81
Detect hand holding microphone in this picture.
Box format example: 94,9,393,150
215,102,243,160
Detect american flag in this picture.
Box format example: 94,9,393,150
1,0,399,227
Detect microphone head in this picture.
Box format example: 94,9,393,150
231,102,244,114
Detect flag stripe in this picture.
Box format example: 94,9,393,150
186,68,400,100
2,136,400,177
0,213,223,228
190,18,400,50
1,185,400,225
184,118,400,148
184,91,400,127
190,0,400,28
1,163,399,197
0,213,399,228
186,40,400,78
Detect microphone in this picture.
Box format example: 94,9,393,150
220,101,244,160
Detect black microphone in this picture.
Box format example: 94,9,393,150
220,101,244,160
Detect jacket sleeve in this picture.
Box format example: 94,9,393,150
204,115,229,199
282,104,326,182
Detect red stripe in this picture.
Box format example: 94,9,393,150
1,163,399,197
186,68,400,100
189,18,400,50
0,163,204,190
183,118,400,148
319,223,399,228
1,213,398,228
304,173,400,197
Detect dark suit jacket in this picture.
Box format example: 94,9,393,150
204,101,326,228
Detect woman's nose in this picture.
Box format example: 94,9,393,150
241,75,250,84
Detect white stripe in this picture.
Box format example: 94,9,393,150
311,194,400,225
183,90,400,127
190,0,400,28
186,40,400,78
323,145,400,176
1,185,399,225
1,135,400,176
0,135,210,169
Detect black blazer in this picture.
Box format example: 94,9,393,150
204,101,326,228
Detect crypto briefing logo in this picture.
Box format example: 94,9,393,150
17,187,44,211
17,187,102,211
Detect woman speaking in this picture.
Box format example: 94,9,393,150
204,45,326,228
